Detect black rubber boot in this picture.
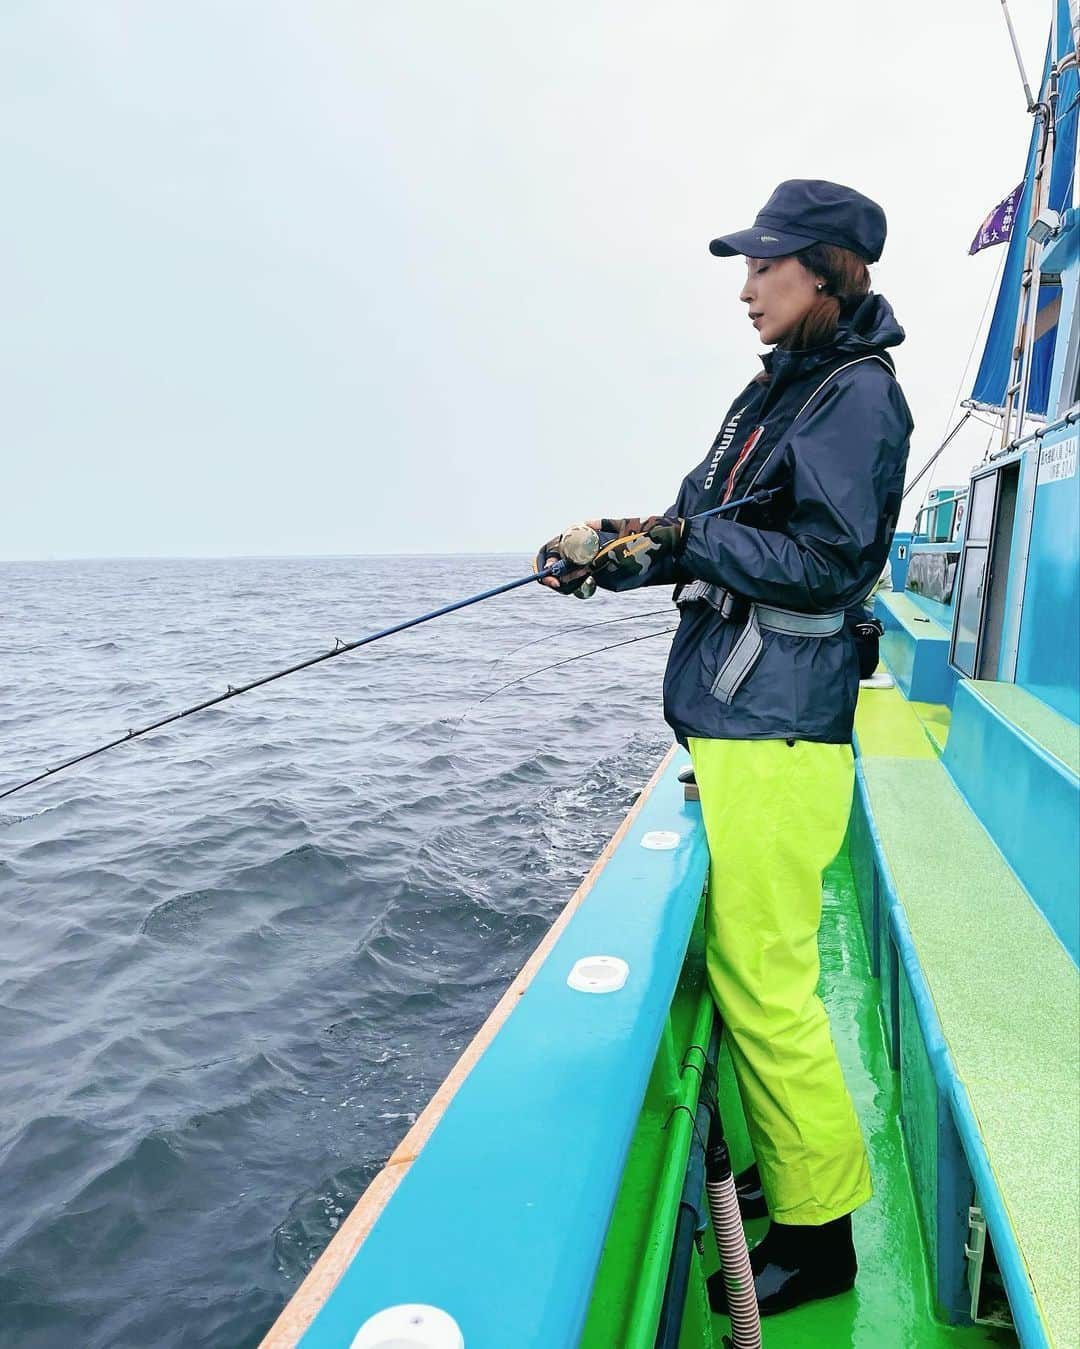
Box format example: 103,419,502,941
708,1214,857,1318
734,1163,769,1220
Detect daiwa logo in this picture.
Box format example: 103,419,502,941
703,405,749,490
758,234,779,243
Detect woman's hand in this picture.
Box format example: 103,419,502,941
536,515,686,593
534,535,592,594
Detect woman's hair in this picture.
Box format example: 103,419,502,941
780,243,871,350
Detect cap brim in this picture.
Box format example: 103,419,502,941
708,226,818,258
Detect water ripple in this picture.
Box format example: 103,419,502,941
0,554,673,1347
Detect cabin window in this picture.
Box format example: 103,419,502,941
967,474,996,540
949,461,1021,680
977,464,1019,678
906,549,959,605
1063,301,1080,416
952,547,988,676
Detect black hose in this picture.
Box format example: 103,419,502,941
654,1093,714,1348
654,1020,724,1348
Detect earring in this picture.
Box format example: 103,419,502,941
816,282,825,292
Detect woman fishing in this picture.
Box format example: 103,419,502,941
537,179,913,1317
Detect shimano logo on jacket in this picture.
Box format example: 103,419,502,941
703,404,749,490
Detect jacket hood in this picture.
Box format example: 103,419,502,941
834,292,905,353
761,292,905,381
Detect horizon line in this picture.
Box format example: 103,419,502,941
0,550,532,564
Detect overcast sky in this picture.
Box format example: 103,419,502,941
0,1,1061,559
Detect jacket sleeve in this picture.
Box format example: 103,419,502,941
677,371,911,611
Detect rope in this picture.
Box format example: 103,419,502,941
911,248,1005,516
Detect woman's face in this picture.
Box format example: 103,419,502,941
739,255,821,346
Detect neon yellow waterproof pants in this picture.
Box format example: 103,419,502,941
688,736,872,1225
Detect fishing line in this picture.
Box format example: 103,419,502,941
459,626,678,722
447,616,678,755
481,606,673,684
405,623,680,920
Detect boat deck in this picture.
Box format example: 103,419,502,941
701,846,1012,1348
265,708,1072,1347
852,678,1079,1348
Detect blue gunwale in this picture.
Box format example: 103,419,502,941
262,748,710,1348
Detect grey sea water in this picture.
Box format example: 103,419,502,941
0,555,674,1348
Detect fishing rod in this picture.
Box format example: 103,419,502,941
0,568,561,803
0,487,779,803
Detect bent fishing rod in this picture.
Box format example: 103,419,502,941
1,487,779,803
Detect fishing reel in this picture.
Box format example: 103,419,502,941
558,522,600,599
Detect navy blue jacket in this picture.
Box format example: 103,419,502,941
599,294,913,744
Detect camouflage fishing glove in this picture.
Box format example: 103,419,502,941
534,536,592,596
590,516,687,591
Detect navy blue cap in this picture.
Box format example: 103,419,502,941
709,179,886,263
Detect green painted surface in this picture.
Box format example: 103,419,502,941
910,700,952,755
583,849,1010,1346
880,590,952,639
677,1242,716,1349
862,755,1080,1349
580,914,717,1348
898,971,942,1297
969,680,1080,775
855,682,939,760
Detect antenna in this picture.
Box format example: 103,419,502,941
1012,0,1064,442
997,2,1062,448
1000,0,1036,109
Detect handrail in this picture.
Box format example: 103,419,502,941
991,405,1080,459
914,488,968,536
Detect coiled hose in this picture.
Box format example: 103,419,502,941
705,1126,761,1349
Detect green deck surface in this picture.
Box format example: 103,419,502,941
968,680,1080,775
855,680,939,759
583,850,1010,1347
861,755,1080,1349
910,700,952,755
585,683,1076,1345
854,663,952,759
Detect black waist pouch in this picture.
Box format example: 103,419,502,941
847,611,885,680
